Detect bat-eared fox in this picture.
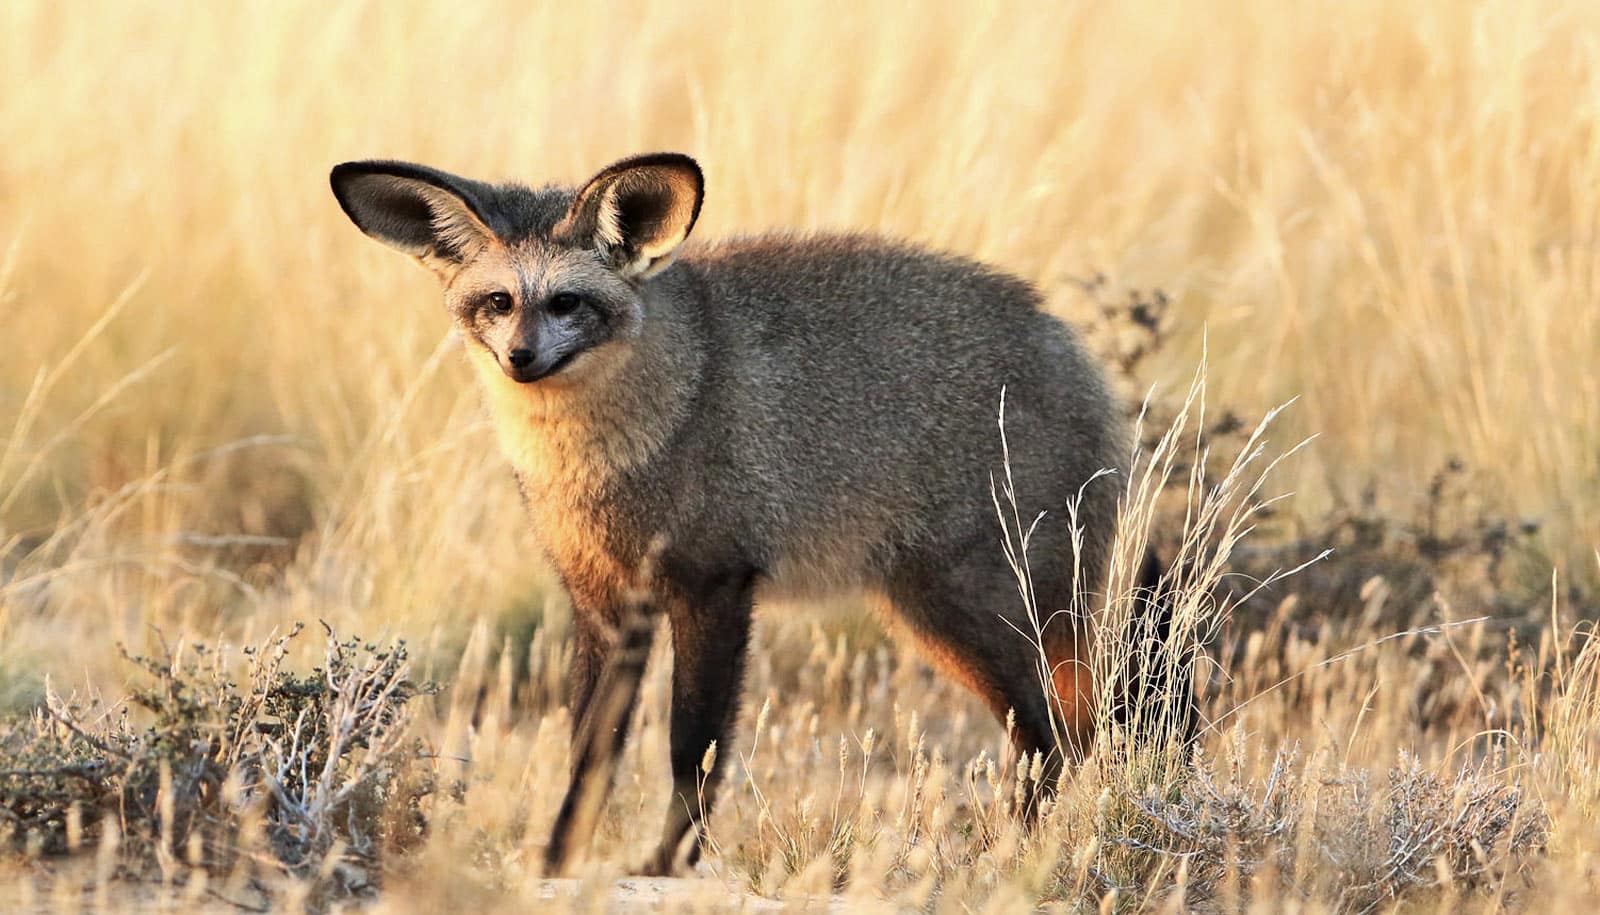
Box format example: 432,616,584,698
330,153,1181,876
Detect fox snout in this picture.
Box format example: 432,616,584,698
499,343,578,384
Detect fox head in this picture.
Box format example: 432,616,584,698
330,154,703,386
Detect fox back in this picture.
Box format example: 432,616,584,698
331,153,1139,875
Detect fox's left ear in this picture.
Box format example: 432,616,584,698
563,153,703,279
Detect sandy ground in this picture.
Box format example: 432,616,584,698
535,877,856,912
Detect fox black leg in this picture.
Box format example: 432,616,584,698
639,571,756,876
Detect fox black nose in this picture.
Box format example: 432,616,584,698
507,348,535,369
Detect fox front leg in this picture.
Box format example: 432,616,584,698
638,572,756,876
543,603,659,876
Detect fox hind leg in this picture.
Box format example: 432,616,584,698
883,559,1090,817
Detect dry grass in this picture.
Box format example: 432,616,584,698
3,0,1600,910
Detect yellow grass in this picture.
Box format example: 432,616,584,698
3,0,1600,910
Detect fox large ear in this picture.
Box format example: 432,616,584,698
563,153,703,279
329,161,499,278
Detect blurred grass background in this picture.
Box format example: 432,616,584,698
4,0,1597,715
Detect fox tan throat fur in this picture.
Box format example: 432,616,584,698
329,152,1184,877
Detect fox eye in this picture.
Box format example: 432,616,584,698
548,292,582,315
485,292,513,314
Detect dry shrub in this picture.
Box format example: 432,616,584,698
1114,741,1546,913
0,625,434,907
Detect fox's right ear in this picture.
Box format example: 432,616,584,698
329,161,498,278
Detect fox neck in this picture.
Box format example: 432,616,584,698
468,310,699,502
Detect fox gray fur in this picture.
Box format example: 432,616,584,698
329,153,1163,876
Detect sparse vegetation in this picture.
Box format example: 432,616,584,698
3,0,1599,910
0,625,433,909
